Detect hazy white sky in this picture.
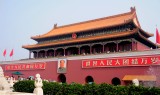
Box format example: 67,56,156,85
0,0,160,61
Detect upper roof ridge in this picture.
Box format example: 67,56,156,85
31,7,137,40
55,8,134,30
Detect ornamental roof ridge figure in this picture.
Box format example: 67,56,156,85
33,73,43,95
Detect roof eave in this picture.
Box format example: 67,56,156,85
22,29,138,49
137,31,158,48
131,20,153,38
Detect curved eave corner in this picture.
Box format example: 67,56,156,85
129,7,153,38
22,45,33,50
137,31,159,48
139,28,154,38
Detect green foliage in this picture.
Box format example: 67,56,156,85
13,80,34,93
42,81,62,95
82,83,99,95
56,83,83,95
13,80,160,95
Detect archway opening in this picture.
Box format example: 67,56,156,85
38,50,45,58
92,44,103,54
56,48,64,57
58,74,66,83
66,47,79,56
111,77,121,86
119,41,132,52
107,42,116,52
80,45,90,55
47,49,54,58
85,76,94,84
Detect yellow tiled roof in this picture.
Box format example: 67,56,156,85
31,7,139,40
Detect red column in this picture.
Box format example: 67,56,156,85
79,47,81,55
136,42,137,50
45,50,47,58
131,40,133,51
103,44,104,53
64,48,66,56
51,49,54,57
116,42,119,52
54,49,56,57
37,51,39,58
90,45,92,54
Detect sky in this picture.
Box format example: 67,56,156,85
0,0,160,61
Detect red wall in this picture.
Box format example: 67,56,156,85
137,42,150,51
1,59,160,86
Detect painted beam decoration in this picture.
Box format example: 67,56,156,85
82,55,160,68
5,62,46,70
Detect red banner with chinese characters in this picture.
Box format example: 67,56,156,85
5,62,46,71
82,55,160,68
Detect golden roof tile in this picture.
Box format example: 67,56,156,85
31,7,138,40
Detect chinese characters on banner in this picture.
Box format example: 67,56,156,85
5,62,46,71
82,55,160,68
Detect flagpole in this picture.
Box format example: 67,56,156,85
3,56,5,62
156,43,158,49
3,49,7,61
11,55,13,61
156,26,160,49
156,25,158,49
156,24,158,49
10,49,14,61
